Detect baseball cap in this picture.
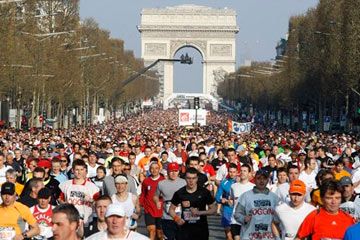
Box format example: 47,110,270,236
38,188,52,199
114,175,128,184
255,169,270,178
339,176,352,186
105,203,126,218
1,182,15,195
168,162,180,172
37,160,52,169
289,179,306,195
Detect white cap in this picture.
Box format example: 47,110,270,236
114,175,128,184
105,203,126,218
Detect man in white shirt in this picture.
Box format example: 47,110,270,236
0,153,12,185
86,203,149,240
86,152,100,179
273,179,316,240
230,164,255,240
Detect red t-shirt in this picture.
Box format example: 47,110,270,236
139,175,165,218
297,208,355,240
203,164,216,177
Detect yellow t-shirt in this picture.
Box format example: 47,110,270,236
334,170,351,181
0,201,37,235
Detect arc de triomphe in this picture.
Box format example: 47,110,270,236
137,5,239,101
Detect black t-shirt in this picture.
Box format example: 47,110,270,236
211,158,226,172
318,156,335,168
19,194,38,207
171,186,214,226
84,218,100,237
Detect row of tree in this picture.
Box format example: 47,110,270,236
0,0,159,128
218,0,360,130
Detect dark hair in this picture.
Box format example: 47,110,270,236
33,167,46,175
128,152,136,157
72,159,87,170
186,156,199,165
315,169,334,186
227,148,236,155
277,167,287,175
268,153,276,160
186,167,198,175
53,203,80,223
287,164,299,173
110,157,123,166
96,165,106,175
216,148,224,155
228,163,238,170
241,164,252,172
320,180,342,198
161,151,168,156
304,158,312,169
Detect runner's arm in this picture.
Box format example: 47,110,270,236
23,222,40,239
197,202,217,216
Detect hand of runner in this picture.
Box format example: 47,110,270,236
244,214,252,223
156,201,162,209
182,200,190,208
175,217,186,226
131,213,139,220
14,234,24,240
190,207,200,216
221,198,227,204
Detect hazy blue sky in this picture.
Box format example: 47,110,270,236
79,0,318,93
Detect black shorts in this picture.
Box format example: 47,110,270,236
144,213,162,229
231,224,241,237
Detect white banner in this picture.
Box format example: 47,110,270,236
179,109,207,126
228,120,251,134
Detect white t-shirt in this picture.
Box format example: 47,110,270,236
299,170,317,190
86,230,149,240
352,169,360,194
216,164,229,182
59,179,100,223
230,181,255,224
0,165,12,185
275,182,290,204
275,202,316,240
86,163,100,179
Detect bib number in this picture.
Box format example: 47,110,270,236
183,209,200,223
0,227,15,240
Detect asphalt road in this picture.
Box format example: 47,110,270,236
137,214,226,240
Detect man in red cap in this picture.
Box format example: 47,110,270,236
154,162,186,240
273,179,316,240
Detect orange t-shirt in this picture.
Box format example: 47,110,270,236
334,170,351,180
297,208,355,240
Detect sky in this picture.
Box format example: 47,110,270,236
79,0,319,93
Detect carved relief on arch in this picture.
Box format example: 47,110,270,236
170,40,207,58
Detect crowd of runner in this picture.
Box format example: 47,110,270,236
0,108,359,240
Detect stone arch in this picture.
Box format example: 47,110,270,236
171,41,207,59
138,4,239,101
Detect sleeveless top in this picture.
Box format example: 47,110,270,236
111,192,135,217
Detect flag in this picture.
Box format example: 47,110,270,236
228,119,251,134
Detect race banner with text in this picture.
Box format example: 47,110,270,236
227,120,251,134
179,109,207,126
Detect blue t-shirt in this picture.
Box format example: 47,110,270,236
344,223,360,240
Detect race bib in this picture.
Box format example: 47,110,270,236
183,209,200,223
0,227,16,240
